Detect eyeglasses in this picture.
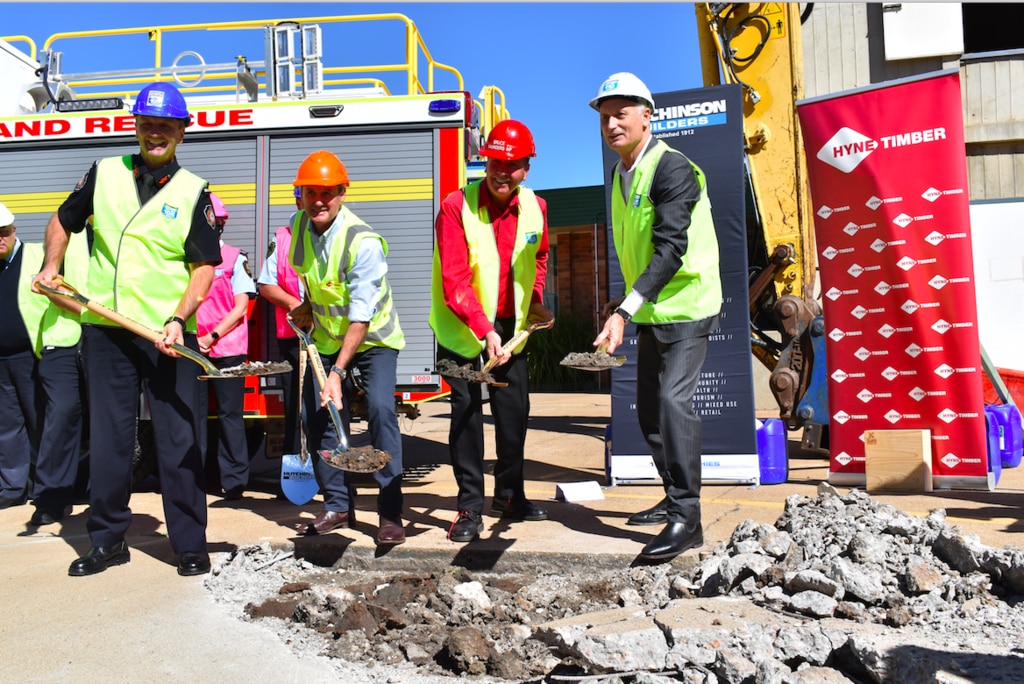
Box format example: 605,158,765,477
0,226,14,237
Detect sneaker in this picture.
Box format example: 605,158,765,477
447,510,484,542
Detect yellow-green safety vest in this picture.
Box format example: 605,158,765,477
289,207,405,355
85,156,207,331
17,233,90,357
612,139,722,323
429,181,543,358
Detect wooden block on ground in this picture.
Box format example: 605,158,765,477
864,429,933,492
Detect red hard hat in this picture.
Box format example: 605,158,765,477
293,150,350,187
481,119,536,161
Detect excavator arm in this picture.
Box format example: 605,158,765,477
695,3,828,452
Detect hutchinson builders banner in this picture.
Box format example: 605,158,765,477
796,70,989,489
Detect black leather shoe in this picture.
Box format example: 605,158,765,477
69,542,130,576
223,486,245,501
490,497,548,521
30,508,64,526
0,494,26,510
448,510,484,542
639,522,704,562
178,551,211,576
627,497,669,526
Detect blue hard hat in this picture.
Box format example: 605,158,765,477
131,82,191,125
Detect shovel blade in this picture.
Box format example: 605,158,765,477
280,453,319,505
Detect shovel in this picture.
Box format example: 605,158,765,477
280,344,319,505
560,342,627,371
36,279,292,379
437,317,555,387
285,318,392,474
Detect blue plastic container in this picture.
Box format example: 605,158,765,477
757,418,787,484
985,407,1002,486
987,404,1023,468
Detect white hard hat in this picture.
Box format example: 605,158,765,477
0,201,13,227
589,72,655,111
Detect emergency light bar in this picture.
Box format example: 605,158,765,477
55,97,124,113
429,99,462,113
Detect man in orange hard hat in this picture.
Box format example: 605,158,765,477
287,150,407,546
430,120,555,543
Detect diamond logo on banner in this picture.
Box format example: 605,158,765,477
906,343,924,358
882,366,899,380
852,305,868,319
910,387,927,401
844,222,861,236
848,264,864,278
929,275,949,290
817,205,835,219
875,281,891,295
858,389,875,403
835,452,853,466
922,187,943,202
866,196,883,210
832,369,849,382
834,410,852,424
821,246,839,260
854,347,871,361
829,328,846,341
893,213,914,228
901,300,920,314
925,231,945,246
817,127,877,173
825,287,842,301
885,410,903,423
941,453,961,468
935,364,955,379
878,324,896,338
870,239,888,253
932,319,951,334
897,256,917,271
938,408,958,423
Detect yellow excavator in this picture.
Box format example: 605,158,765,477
694,3,829,453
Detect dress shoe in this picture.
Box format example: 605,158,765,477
68,542,130,576
448,510,484,542
627,497,669,526
178,551,211,576
376,517,406,546
639,522,704,562
297,509,352,536
490,497,548,521
223,486,245,501
30,508,64,526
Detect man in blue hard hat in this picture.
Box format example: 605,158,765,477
34,81,221,577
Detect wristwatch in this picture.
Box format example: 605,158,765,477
330,365,348,380
614,306,632,323
165,315,186,328
210,330,220,341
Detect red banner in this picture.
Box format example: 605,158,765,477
797,71,989,489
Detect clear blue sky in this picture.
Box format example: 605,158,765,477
1,2,704,191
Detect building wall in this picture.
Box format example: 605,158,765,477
552,225,608,330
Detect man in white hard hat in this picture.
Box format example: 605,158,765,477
590,72,723,562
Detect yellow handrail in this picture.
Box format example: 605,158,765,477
1,35,37,59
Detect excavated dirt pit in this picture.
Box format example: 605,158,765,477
205,484,1024,683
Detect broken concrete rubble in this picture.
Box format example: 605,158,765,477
206,483,1024,682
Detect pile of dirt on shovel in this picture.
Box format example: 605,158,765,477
559,351,621,369
205,484,1024,683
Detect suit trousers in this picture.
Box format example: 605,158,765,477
304,346,403,518
635,323,712,524
0,349,38,501
33,344,84,514
438,318,531,514
199,353,249,491
84,325,208,553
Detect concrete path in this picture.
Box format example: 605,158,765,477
3,393,1023,681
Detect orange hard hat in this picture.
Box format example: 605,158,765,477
480,119,536,161
293,150,350,187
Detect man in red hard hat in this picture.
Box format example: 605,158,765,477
430,120,555,543
33,81,221,578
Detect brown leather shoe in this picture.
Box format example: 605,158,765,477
377,517,406,546
296,509,352,536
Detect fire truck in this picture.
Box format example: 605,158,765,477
0,13,507,468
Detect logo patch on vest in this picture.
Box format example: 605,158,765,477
526,232,538,244
632,194,642,208
162,204,180,220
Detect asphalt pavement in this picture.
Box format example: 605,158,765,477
3,392,1023,682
